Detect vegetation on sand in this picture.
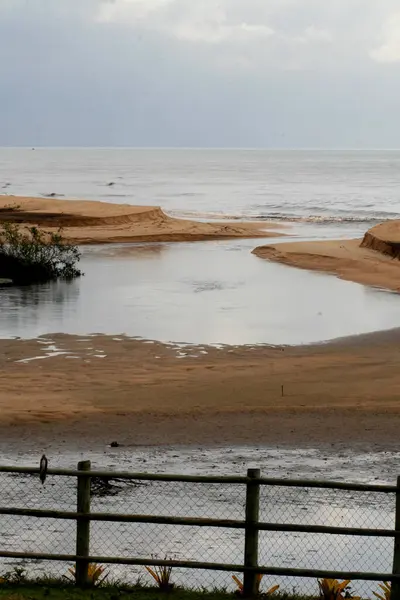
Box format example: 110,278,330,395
0,222,81,285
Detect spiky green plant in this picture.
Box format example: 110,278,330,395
232,574,279,596
145,564,174,592
373,582,391,600
66,563,108,587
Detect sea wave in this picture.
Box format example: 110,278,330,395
172,209,400,225
254,213,399,224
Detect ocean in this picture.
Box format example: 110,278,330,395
1,147,400,226
1,147,400,344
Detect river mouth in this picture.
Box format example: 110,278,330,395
1,237,400,345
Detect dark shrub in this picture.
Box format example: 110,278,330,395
0,223,82,285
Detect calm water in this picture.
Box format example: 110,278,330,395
1,148,400,343
1,238,400,344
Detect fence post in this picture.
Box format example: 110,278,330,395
243,468,261,597
393,476,400,600
76,460,91,587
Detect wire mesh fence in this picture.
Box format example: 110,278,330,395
0,463,397,597
90,478,246,590
258,485,395,597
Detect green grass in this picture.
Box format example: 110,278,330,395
0,584,235,600
0,582,314,600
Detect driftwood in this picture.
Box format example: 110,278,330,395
90,476,148,497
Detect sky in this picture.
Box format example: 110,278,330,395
1,0,400,148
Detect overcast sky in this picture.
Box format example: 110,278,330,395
1,0,400,148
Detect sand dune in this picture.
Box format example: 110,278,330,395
253,221,400,292
0,196,282,244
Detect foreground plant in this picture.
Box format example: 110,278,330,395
318,579,359,600
0,567,27,584
145,564,174,592
0,222,81,284
66,563,108,586
374,582,391,600
232,574,279,596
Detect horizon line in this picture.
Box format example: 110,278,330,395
1,146,400,151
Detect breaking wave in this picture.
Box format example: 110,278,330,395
172,209,400,225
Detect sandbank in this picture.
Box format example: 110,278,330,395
253,221,400,292
0,329,400,452
0,196,282,244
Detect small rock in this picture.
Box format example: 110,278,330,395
110,441,120,447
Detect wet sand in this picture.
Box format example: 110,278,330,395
0,196,281,243
1,329,400,452
253,237,400,292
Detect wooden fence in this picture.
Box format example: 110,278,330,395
0,462,399,598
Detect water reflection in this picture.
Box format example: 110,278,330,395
1,239,400,344
1,280,79,307
83,243,167,260
0,279,80,336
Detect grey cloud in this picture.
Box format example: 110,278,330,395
1,0,400,147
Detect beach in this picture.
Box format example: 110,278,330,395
5,8,400,587
1,150,400,456
1,151,400,592
0,328,400,453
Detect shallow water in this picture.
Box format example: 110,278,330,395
1,238,400,344
0,447,397,594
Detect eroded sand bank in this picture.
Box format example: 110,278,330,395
0,196,281,243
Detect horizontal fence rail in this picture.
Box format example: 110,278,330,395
0,464,397,491
0,507,397,536
0,461,399,597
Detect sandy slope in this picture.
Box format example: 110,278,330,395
253,235,400,292
0,196,281,243
0,330,400,451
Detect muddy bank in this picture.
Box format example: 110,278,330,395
1,330,400,451
0,196,282,244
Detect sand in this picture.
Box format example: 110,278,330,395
0,196,282,244
0,329,400,452
253,230,400,292
1,203,399,452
